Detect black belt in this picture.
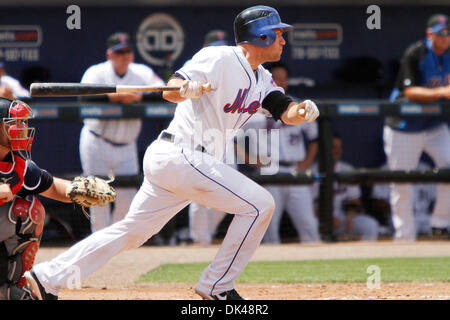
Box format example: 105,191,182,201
89,130,129,147
160,131,207,153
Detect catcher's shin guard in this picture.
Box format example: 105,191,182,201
0,196,45,299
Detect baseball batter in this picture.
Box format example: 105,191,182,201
26,6,319,300
79,32,164,232
384,14,450,241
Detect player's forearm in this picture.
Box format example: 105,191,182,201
404,86,448,103
40,177,72,203
163,78,186,103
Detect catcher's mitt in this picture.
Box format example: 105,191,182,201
66,175,116,218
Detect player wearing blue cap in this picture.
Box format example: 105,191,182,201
26,6,320,300
384,14,450,241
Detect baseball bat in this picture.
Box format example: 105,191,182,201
29,82,211,97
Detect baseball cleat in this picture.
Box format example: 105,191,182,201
195,288,244,300
24,270,58,300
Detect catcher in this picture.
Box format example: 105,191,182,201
0,97,115,300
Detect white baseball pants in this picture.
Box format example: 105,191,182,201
263,185,320,243
189,202,226,246
79,126,139,232
383,124,450,241
33,137,275,296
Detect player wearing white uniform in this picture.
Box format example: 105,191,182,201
312,135,379,241
384,14,450,241
188,30,231,246
79,32,164,232
25,6,320,300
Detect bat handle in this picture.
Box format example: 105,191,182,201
202,83,211,93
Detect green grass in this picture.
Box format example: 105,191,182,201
138,257,450,283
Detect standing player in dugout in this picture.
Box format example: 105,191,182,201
384,13,450,241
25,6,319,300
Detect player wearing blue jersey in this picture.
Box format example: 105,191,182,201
384,14,450,241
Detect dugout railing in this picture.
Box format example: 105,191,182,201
29,100,450,242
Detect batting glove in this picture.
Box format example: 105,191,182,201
299,99,320,122
179,80,204,100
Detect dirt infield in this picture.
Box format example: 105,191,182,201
35,241,450,300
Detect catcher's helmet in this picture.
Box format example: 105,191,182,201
234,6,292,47
0,98,35,152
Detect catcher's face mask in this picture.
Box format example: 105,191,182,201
2,100,35,151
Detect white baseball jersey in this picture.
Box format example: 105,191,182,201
0,75,30,98
167,46,283,160
81,60,164,143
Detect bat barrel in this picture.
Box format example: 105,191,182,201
30,83,117,96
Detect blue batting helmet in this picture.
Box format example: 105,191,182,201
234,6,292,47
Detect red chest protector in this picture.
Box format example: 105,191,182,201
0,153,26,206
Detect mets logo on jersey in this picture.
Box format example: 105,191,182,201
223,89,260,114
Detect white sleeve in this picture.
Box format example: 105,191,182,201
80,65,102,84
12,79,30,98
1,76,30,98
260,68,284,98
141,65,165,86
176,47,223,87
257,68,286,118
